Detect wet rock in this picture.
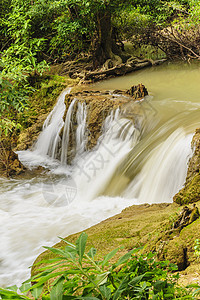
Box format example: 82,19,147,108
62,85,148,163
126,83,148,100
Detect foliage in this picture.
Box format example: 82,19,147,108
0,76,29,136
1,0,200,135
0,232,196,299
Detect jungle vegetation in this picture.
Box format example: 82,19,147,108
0,0,200,135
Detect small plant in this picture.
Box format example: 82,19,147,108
0,232,195,300
194,239,200,260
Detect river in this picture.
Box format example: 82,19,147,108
0,61,200,287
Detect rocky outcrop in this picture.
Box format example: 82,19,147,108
174,129,200,205
60,85,148,163
16,114,48,151
0,140,25,177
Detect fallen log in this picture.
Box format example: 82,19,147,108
84,58,167,81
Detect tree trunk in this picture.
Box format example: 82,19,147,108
92,9,121,68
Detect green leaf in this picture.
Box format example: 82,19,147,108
76,232,88,263
99,285,111,300
112,248,138,269
0,287,30,299
19,283,32,293
28,271,65,291
113,275,130,300
128,274,146,287
44,246,72,260
102,248,118,267
87,247,97,260
64,246,77,260
93,272,110,286
62,296,77,300
6,285,18,292
31,285,43,299
33,257,64,268
78,297,101,300
50,276,65,300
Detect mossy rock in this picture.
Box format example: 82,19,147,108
165,240,188,271
174,174,200,205
162,217,200,272
31,203,179,277
31,202,200,284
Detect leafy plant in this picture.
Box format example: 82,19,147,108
0,232,195,299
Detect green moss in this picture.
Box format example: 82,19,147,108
174,174,200,205
31,203,178,276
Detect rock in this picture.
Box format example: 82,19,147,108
189,204,200,223
16,114,47,151
173,204,199,229
165,241,188,271
126,83,148,100
61,85,148,163
0,140,25,177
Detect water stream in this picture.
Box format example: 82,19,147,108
1,62,200,287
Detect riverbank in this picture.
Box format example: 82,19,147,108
32,201,200,287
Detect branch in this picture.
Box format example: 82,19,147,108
158,31,200,59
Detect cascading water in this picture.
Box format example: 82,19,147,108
123,128,193,203
1,62,200,287
60,98,77,164
75,102,88,156
34,88,71,158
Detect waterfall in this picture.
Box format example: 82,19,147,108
60,98,77,164
75,102,88,156
123,128,193,203
73,110,140,201
34,88,71,158
1,83,198,287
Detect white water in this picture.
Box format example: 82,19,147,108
60,98,77,164
124,129,193,203
34,88,71,158
76,102,88,156
1,63,200,287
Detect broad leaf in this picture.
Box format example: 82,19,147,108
6,285,18,292
112,248,139,269
128,274,146,287
19,283,31,293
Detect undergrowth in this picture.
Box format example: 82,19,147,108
0,233,199,299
